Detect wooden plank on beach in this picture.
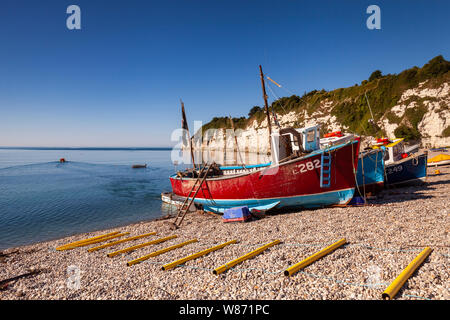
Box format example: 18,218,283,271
87,232,157,252
0,269,41,290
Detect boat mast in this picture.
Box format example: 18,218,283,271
259,65,272,154
180,100,197,170
229,116,245,167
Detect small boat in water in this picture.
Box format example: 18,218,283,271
132,164,147,169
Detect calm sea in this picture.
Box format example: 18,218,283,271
0,148,187,250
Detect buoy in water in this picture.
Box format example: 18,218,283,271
59,158,66,163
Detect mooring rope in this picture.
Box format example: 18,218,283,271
351,140,367,205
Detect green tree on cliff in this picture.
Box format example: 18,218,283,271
369,70,383,81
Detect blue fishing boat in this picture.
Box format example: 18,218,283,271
356,148,385,193
320,132,385,193
375,138,427,186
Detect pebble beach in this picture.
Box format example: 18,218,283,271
1,166,448,300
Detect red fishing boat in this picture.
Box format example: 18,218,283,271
169,66,361,213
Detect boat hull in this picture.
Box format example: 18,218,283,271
356,148,385,193
427,159,450,167
385,153,428,186
170,141,360,213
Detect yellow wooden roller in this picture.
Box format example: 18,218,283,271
57,232,129,251
107,235,177,257
284,238,347,276
213,240,280,275
162,240,237,271
382,247,433,300
127,239,198,266
56,231,121,251
87,232,157,252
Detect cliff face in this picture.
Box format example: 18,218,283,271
379,81,450,147
191,56,450,152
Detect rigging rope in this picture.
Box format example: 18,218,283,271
266,75,297,96
265,81,290,135
351,140,367,205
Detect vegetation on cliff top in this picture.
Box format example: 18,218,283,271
200,56,450,140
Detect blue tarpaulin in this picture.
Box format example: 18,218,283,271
348,196,365,206
223,206,251,222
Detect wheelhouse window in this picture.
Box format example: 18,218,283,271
306,130,315,143
392,143,405,161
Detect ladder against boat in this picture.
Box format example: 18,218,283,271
320,152,332,188
171,164,213,228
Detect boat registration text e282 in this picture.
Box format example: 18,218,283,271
292,159,321,175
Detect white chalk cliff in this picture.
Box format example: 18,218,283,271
379,81,450,147
187,55,450,152
189,80,449,152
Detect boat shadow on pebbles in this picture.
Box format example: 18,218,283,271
425,173,450,187
374,184,434,204
426,179,450,187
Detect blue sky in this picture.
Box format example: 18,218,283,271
0,0,449,147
